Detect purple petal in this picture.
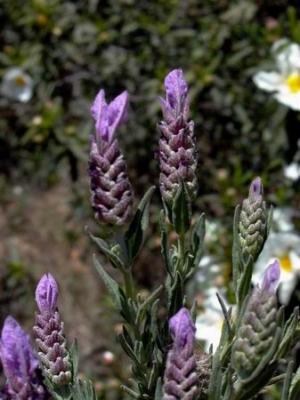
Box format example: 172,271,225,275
0,317,38,383
35,273,58,313
249,177,263,202
106,91,129,142
261,260,281,294
164,69,188,115
90,89,109,140
169,308,195,349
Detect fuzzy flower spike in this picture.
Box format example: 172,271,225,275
232,260,281,380
159,69,198,204
88,89,133,225
0,316,47,399
33,273,72,386
163,308,199,399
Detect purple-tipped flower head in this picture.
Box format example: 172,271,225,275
232,260,281,380
159,69,198,205
0,317,47,399
161,69,189,123
33,274,72,386
261,260,281,294
169,307,196,350
35,273,58,314
239,177,267,259
249,177,263,202
163,308,198,399
88,89,133,225
91,89,128,144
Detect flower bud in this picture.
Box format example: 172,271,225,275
232,261,281,380
88,89,133,225
239,177,267,259
159,69,198,204
163,308,198,399
33,274,72,386
0,316,48,399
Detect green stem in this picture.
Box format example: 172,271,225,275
123,270,136,301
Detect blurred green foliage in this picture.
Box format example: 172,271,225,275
0,0,300,202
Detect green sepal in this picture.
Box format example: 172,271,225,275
168,271,184,316
125,186,155,263
89,231,125,271
93,255,122,310
72,378,97,400
191,212,205,268
171,182,191,236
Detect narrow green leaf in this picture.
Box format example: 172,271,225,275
232,204,241,292
160,210,173,276
281,361,294,400
125,186,156,262
89,231,125,270
171,182,191,235
69,339,79,381
191,212,205,267
72,379,97,400
289,365,300,400
155,378,163,400
93,255,121,310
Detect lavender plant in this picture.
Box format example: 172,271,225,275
1,69,300,400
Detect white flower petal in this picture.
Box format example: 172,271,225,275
272,207,295,232
278,276,297,305
275,42,300,75
274,91,300,111
1,67,33,103
253,71,283,92
284,163,300,181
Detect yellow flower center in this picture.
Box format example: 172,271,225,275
14,76,26,87
286,73,300,93
279,255,293,273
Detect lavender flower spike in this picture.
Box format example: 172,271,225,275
88,89,133,225
262,259,281,294
0,316,48,399
33,274,72,386
163,308,199,400
232,260,281,380
159,69,198,204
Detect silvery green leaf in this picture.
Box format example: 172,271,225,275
93,255,122,310
72,378,97,400
89,231,125,270
289,365,300,400
69,339,79,382
281,361,294,400
276,307,299,358
154,378,162,400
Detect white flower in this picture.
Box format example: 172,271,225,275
284,162,300,181
196,288,229,351
253,231,300,304
1,67,33,102
272,207,296,232
253,39,300,110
